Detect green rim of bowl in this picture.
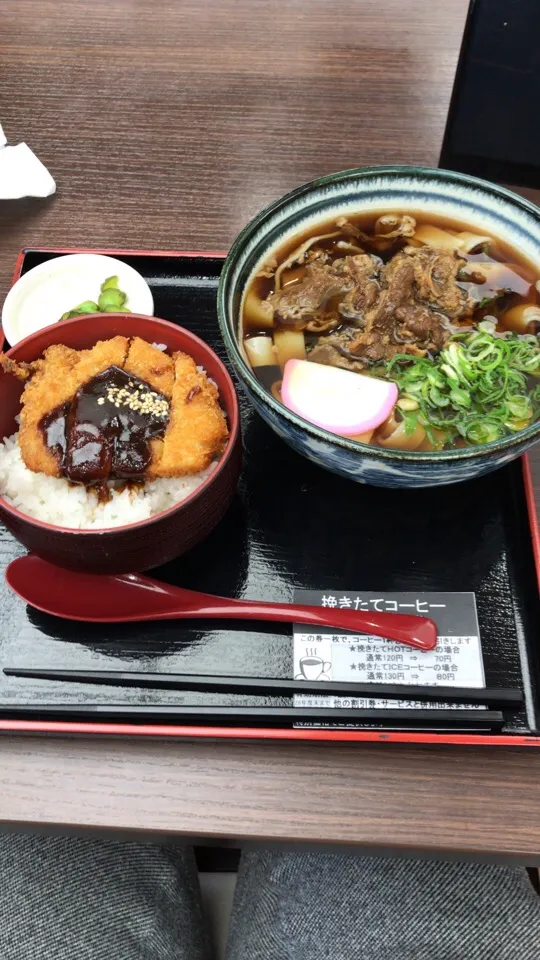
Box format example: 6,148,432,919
218,164,540,462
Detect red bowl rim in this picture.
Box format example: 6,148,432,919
0,313,240,535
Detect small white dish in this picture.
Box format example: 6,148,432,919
1,254,154,346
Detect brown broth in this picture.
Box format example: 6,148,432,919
241,211,540,451
245,211,538,327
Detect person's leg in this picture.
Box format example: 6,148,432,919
226,850,540,960
0,833,210,960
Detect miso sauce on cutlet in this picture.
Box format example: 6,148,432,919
40,365,170,487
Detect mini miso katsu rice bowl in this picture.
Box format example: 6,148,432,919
218,166,540,487
0,314,241,572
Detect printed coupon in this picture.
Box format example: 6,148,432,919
293,590,484,712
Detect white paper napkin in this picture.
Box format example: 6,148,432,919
0,122,56,199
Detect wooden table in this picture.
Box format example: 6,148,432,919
1,0,540,864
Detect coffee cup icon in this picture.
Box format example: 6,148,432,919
296,656,331,681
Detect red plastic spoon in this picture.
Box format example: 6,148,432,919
5,555,437,651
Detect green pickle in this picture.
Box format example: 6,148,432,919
59,277,130,321
100,275,120,291
98,288,127,310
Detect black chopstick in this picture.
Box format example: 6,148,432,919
3,668,523,707
0,703,505,729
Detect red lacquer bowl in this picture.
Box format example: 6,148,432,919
0,314,242,573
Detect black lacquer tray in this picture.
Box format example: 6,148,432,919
1,247,540,746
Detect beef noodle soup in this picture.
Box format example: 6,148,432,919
241,212,540,451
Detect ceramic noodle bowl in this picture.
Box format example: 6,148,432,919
218,166,540,487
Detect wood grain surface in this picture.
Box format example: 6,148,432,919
2,0,540,861
1,735,539,862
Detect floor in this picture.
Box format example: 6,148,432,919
199,872,237,960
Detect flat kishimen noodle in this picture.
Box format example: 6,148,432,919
242,211,540,451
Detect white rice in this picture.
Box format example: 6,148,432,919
197,364,218,390
0,432,215,530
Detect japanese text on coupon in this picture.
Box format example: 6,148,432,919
293,591,484,711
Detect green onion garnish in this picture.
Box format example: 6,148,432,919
383,329,540,447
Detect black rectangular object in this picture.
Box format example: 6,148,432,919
1,248,539,745
440,0,540,189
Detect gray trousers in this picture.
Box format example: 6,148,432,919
0,834,539,959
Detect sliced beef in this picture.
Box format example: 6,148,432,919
335,255,381,324
394,303,432,337
308,327,368,373
336,215,416,242
332,254,381,281
373,214,416,238
404,246,475,319
394,304,447,351
268,254,380,327
345,257,414,361
346,252,450,364
268,261,349,326
267,243,472,369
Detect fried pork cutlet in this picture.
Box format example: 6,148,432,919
0,355,37,381
13,337,129,476
0,337,228,482
147,351,228,478
124,337,175,397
